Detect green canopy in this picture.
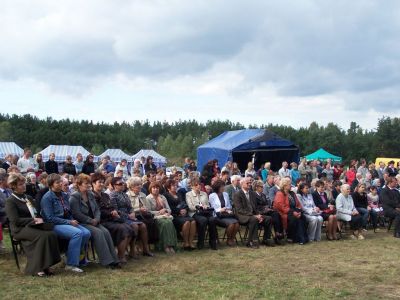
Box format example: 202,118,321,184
305,148,342,162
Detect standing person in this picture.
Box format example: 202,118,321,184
260,162,271,182
290,163,300,186
144,156,157,175
297,183,323,242
74,153,84,175
312,180,338,240
209,180,239,247
322,162,334,181
345,163,357,186
357,159,369,179
69,174,121,268
336,184,364,240
82,155,95,175
5,173,61,276
45,153,58,174
245,162,256,179
17,148,36,175
278,161,290,178
41,174,91,273
34,153,45,178
234,177,274,248
63,155,76,175
186,178,218,250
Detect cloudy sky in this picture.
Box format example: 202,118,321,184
1,0,399,130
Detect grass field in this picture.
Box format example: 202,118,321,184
1,229,399,300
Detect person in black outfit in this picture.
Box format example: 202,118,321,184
45,153,59,174
144,156,157,175
62,155,77,175
312,180,338,240
164,179,196,250
252,180,284,244
381,177,400,238
352,183,377,230
82,155,95,175
332,180,342,200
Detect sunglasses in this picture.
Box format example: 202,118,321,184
115,182,124,186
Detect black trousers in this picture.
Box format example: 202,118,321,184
193,214,218,248
265,210,284,237
349,214,363,230
244,215,273,242
385,210,400,235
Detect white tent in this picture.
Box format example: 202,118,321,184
0,142,24,159
131,149,167,166
97,149,132,162
38,145,92,162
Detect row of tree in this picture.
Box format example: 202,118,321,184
0,113,398,165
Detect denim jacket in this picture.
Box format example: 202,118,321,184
41,190,72,225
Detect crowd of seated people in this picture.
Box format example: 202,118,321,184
1,148,400,277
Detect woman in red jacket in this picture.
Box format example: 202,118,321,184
273,178,308,244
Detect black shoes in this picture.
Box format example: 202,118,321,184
246,241,259,249
262,239,276,247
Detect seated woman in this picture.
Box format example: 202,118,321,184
5,173,60,276
186,177,218,250
41,174,91,273
69,174,120,268
273,178,308,245
208,179,239,247
144,182,177,254
126,176,158,246
91,173,135,263
312,180,338,240
25,172,39,199
164,179,197,250
353,183,377,231
297,183,324,242
110,177,153,258
336,184,364,240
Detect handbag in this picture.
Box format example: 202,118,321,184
196,206,214,217
28,222,54,231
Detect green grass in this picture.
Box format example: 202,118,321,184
1,229,400,300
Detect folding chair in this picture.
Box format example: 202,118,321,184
6,219,24,270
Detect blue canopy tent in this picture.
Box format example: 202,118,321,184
98,149,132,163
131,149,167,168
0,142,24,159
197,129,300,172
38,145,92,162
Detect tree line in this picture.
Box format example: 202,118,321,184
0,113,399,166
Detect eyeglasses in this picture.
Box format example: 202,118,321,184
115,183,124,186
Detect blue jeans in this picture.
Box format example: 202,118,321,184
54,224,91,266
356,207,369,228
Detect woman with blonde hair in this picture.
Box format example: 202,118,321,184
245,162,256,179
261,162,271,182
274,178,308,244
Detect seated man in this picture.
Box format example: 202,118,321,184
381,177,400,238
233,177,274,248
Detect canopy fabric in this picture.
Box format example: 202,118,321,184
38,145,91,162
197,129,300,171
0,142,24,159
131,149,167,166
305,148,342,162
98,149,132,162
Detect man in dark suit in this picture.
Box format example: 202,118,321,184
381,177,400,238
224,175,241,203
45,153,59,174
233,177,274,248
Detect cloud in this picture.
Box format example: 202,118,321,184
1,0,400,120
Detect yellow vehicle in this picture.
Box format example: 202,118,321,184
374,157,400,167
